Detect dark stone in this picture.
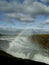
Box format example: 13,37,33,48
0,50,47,65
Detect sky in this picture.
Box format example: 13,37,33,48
0,0,49,31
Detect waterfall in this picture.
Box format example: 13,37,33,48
6,29,42,59
5,26,49,60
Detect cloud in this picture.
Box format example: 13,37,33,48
5,13,34,22
38,19,49,28
23,1,49,15
41,0,49,3
0,1,22,13
44,19,49,24
0,0,49,22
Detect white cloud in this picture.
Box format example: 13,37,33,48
0,1,22,13
45,19,49,24
38,19,49,28
41,0,49,3
0,0,49,22
5,13,34,22
23,1,49,15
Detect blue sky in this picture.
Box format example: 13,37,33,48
0,0,49,30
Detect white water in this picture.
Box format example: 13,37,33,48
7,29,44,59
1,29,49,64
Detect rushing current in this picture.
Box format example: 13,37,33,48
0,29,49,64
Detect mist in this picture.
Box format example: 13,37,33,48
0,40,10,51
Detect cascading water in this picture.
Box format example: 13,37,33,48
7,29,34,59
1,28,49,64
6,28,44,59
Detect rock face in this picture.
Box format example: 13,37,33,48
31,34,49,49
0,50,47,65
